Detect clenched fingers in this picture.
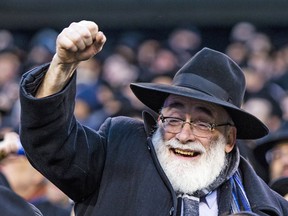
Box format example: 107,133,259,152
58,21,98,52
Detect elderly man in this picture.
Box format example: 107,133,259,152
19,21,288,216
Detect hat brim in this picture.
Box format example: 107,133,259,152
130,82,268,139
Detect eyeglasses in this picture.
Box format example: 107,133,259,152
159,114,234,138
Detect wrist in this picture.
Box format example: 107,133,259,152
35,55,78,98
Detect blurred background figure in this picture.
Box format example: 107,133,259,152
167,24,202,66
0,185,43,216
46,181,73,210
0,48,22,131
242,96,283,133
269,177,288,200
280,94,288,122
23,28,57,72
0,30,15,51
253,121,288,199
225,41,249,67
74,57,108,130
137,39,161,82
76,57,103,90
238,95,283,173
230,22,256,44
101,53,142,118
0,131,72,216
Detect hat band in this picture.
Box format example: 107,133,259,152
173,73,232,103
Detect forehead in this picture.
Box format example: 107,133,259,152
273,142,288,151
163,94,228,117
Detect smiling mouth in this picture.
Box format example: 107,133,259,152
172,148,201,157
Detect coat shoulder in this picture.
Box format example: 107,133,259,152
110,116,145,133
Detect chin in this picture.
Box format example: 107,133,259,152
152,128,227,194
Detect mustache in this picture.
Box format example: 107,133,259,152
164,138,206,154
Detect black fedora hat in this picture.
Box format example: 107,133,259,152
130,47,268,139
254,121,288,167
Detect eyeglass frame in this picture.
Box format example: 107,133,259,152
159,114,234,137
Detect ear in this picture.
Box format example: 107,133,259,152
225,126,237,153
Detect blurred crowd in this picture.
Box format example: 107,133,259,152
0,21,288,215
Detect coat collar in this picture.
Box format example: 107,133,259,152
142,110,158,137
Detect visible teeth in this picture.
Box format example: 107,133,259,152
174,149,195,156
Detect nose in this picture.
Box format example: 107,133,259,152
175,123,196,144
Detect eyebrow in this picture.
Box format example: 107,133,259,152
164,101,214,117
194,106,213,117
164,101,184,109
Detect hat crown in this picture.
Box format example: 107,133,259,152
173,47,245,108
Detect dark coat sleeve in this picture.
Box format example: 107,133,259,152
19,64,107,201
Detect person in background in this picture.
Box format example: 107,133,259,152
0,48,22,131
0,131,72,216
253,121,288,200
269,176,288,201
0,185,43,216
0,131,43,215
19,20,288,215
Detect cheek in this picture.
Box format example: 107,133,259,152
202,136,217,151
163,131,175,141
157,122,175,141
269,162,281,179
270,161,281,171
205,133,229,153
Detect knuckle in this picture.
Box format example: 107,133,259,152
69,22,79,27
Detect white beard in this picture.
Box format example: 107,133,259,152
152,128,227,194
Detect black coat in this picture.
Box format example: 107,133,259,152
20,65,288,216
